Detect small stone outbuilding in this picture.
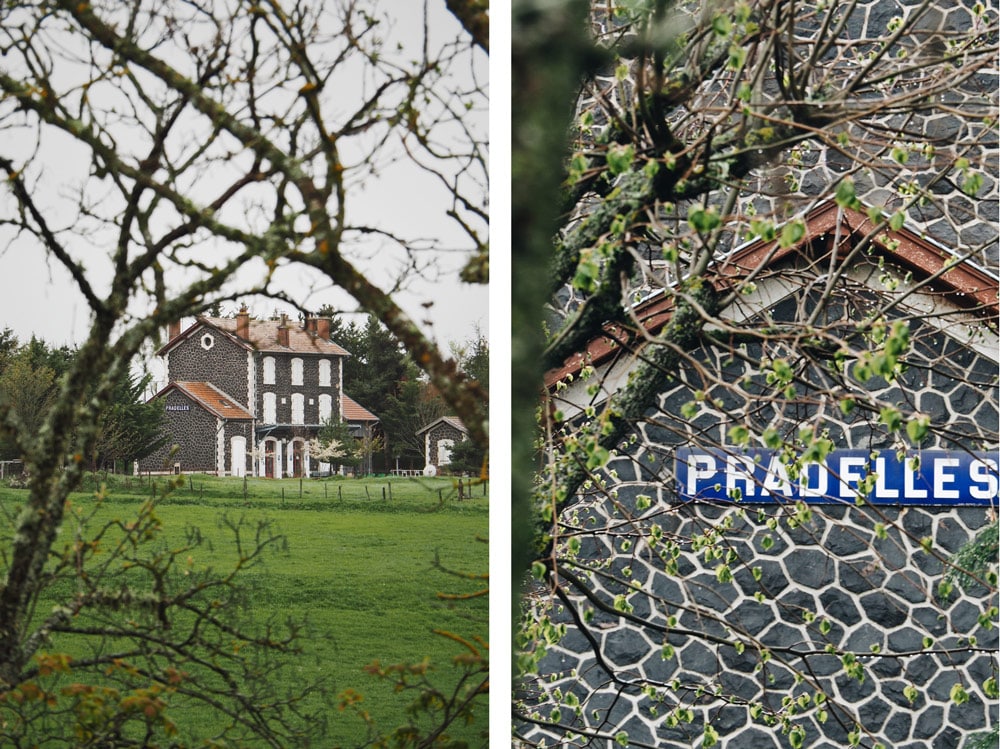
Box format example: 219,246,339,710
416,416,468,474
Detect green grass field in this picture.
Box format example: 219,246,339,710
0,473,489,746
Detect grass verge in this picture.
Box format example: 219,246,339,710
0,472,489,746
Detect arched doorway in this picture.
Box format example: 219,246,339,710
264,440,276,478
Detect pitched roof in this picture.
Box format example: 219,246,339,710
545,201,999,386
159,316,350,356
415,416,468,436
342,394,378,422
158,381,253,420
208,317,351,356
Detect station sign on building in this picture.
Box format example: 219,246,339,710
677,448,999,505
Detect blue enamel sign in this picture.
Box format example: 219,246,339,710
676,448,999,505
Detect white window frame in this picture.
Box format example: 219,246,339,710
318,393,333,422
437,438,455,466
263,356,276,385
291,393,305,425
291,358,304,386
263,392,277,423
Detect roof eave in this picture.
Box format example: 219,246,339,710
544,201,999,387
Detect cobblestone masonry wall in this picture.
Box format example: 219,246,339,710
552,0,998,327
426,422,467,466
521,0,998,744
139,389,218,473
167,326,249,406
519,262,998,746
255,352,341,426
521,504,996,748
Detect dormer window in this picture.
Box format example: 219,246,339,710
201,333,215,350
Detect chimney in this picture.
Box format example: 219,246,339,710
236,307,250,340
277,315,289,347
306,316,317,336
168,320,181,341
317,317,331,339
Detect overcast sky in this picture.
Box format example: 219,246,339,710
0,223,488,349
0,2,489,352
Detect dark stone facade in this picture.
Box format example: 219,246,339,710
255,352,341,428
140,318,349,476
522,504,997,748
519,0,998,741
419,418,469,468
167,328,250,408
141,389,220,473
519,257,998,746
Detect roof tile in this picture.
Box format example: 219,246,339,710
207,317,351,356
342,394,378,422
171,381,253,420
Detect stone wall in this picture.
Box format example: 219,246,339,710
518,0,998,745
519,499,996,748
167,327,250,406
425,422,467,467
255,352,341,426
518,262,998,747
139,389,218,473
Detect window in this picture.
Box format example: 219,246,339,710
263,356,275,385
291,357,303,386
318,394,333,422
263,393,277,423
200,333,214,350
437,438,455,466
318,359,332,387
291,393,305,424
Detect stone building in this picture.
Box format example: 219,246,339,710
139,309,378,477
416,416,469,473
515,1,998,741
519,201,998,747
